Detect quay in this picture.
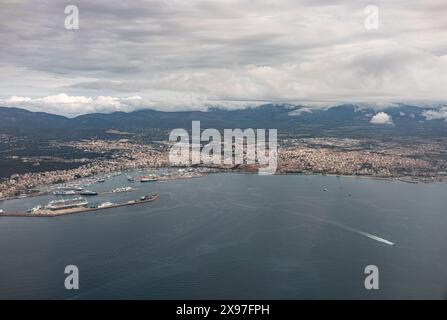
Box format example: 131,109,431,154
0,194,160,217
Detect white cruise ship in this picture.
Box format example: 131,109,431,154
45,197,88,211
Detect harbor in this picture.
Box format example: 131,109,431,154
0,169,179,217
0,194,160,217
0,167,210,202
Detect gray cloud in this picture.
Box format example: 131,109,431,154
1,0,447,115
423,106,447,121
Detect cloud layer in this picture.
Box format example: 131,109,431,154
1,0,447,115
3,93,257,117
423,107,447,121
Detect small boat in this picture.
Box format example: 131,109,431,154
0,209,4,214
98,202,114,208
398,178,418,184
139,194,160,202
323,188,328,192
97,179,105,183
27,205,42,213
127,176,135,182
79,190,98,196
140,175,158,182
112,186,132,193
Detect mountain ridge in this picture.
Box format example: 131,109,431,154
1,104,446,139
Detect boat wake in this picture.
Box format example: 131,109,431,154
289,210,395,246
320,217,395,246
360,232,395,246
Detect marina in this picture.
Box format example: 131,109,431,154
0,169,168,217
0,168,212,219
0,168,212,217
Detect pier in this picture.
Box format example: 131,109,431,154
0,194,160,217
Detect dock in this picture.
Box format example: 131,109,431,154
0,194,160,217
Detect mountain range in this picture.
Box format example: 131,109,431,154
1,104,446,140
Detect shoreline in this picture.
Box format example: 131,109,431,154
0,169,206,202
273,171,441,183
0,168,442,203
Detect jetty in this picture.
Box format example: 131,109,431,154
0,194,160,217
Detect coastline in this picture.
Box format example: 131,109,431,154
0,169,441,217
0,169,439,203
274,171,438,183
0,169,206,202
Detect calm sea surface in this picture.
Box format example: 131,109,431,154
1,173,447,299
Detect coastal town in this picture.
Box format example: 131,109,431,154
0,139,168,199
278,138,447,180
2,136,447,201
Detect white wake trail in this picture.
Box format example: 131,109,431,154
291,211,396,246
318,217,395,246
360,232,395,246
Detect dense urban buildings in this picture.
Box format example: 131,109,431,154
2,136,447,200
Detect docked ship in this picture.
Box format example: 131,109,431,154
140,175,158,182
45,197,88,211
98,202,114,208
53,190,77,196
27,205,42,214
79,190,98,196
140,194,160,201
112,186,133,193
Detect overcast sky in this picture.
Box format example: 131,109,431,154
1,0,447,116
